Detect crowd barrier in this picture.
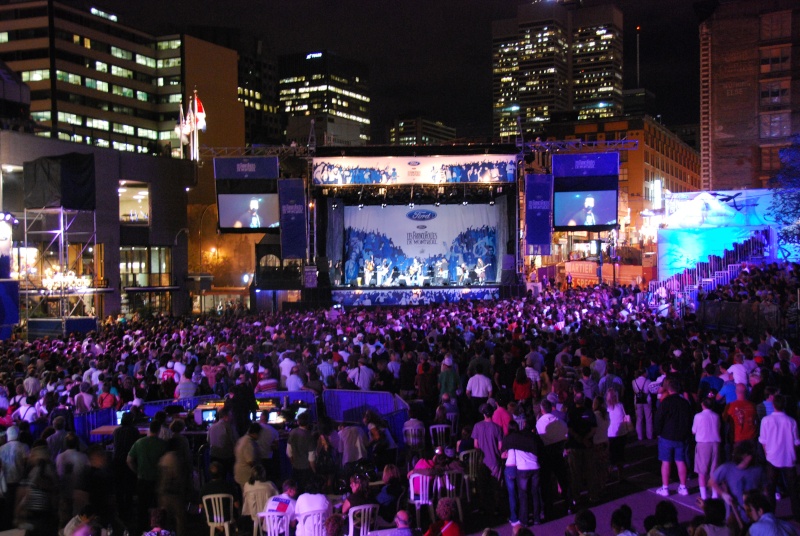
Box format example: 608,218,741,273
322,389,409,448
74,407,115,444
696,301,782,335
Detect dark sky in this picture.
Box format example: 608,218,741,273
92,0,700,142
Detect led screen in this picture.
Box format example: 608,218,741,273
553,190,618,229
217,194,279,231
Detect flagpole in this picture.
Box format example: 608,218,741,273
193,89,199,161
178,100,184,160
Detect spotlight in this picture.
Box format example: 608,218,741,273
332,202,338,209
381,203,387,208
489,199,495,206
435,201,441,207
462,200,468,206
409,202,414,208
358,203,364,210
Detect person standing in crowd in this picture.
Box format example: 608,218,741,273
693,397,722,502
466,364,493,421
207,407,238,477
126,421,167,534
0,426,28,530
472,403,503,516
536,398,572,519
287,411,316,490
759,393,800,521
631,369,653,441
234,422,262,492
654,378,693,497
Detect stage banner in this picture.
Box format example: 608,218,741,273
312,154,517,185
552,153,620,178
278,179,306,259
525,174,552,255
344,204,504,285
214,156,279,179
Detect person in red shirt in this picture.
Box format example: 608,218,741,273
724,383,758,445
512,367,533,406
424,498,463,536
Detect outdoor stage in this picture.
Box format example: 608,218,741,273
331,284,500,306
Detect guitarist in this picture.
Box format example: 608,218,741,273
376,259,392,287
475,258,491,285
364,256,375,286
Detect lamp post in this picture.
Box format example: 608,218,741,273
198,203,217,269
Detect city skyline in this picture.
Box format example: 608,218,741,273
91,0,700,143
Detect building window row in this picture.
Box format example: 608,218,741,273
760,12,792,41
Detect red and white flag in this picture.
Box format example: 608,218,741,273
195,94,206,131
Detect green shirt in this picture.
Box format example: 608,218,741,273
128,435,166,482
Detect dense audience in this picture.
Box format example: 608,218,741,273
1,261,800,535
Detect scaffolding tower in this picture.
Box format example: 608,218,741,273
22,207,98,335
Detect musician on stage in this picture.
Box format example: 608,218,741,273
458,262,470,285
364,256,376,286
413,258,425,286
376,259,392,287
475,258,487,285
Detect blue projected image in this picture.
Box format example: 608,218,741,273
554,190,617,227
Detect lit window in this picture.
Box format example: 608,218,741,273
111,65,133,79
95,61,108,73
136,91,149,102
86,118,109,130
0,32,8,43
156,58,181,69
759,112,791,138
31,111,51,122
760,47,791,74
760,80,790,107
57,112,82,126
136,54,156,68
113,124,135,135
56,71,81,85
111,46,133,61
137,128,157,140
157,40,181,50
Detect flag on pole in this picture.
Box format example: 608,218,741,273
175,103,190,145
195,95,206,131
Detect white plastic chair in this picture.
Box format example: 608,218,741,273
445,413,459,435
202,493,235,536
297,509,328,536
437,470,465,521
458,449,483,503
259,511,288,536
403,427,425,471
244,486,276,536
408,473,435,528
347,503,379,536
429,424,450,448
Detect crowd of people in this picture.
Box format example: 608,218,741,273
0,261,800,536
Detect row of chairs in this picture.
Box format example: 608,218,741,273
203,494,382,536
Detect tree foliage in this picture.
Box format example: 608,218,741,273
769,134,800,246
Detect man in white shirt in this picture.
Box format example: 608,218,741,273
264,479,299,530
536,399,572,519
466,363,492,419
759,394,800,521
294,482,332,536
726,354,748,386
278,353,297,390
692,398,721,500
347,358,375,391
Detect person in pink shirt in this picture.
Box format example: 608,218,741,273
492,400,516,436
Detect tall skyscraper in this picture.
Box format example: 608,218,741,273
698,0,799,190
492,2,623,139
0,1,244,158
278,50,370,146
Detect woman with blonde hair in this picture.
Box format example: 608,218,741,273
605,387,627,481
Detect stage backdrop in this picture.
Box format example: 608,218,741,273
337,200,507,284
312,155,517,185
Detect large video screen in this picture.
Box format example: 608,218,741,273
217,194,279,231
554,190,618,228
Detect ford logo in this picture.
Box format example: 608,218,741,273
406,209,437,221
416,225,427,229
408,161,420,166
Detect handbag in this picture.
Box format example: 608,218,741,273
621,414,633,436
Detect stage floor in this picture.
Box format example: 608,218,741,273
331,284,499,306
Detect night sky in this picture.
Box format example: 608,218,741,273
93,0,701,143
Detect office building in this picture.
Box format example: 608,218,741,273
545,114,700,242
388,116,456,145
187,26,282,145
279,50,370,146
492,2,623,139
698,0,800,190
0,1,244,158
